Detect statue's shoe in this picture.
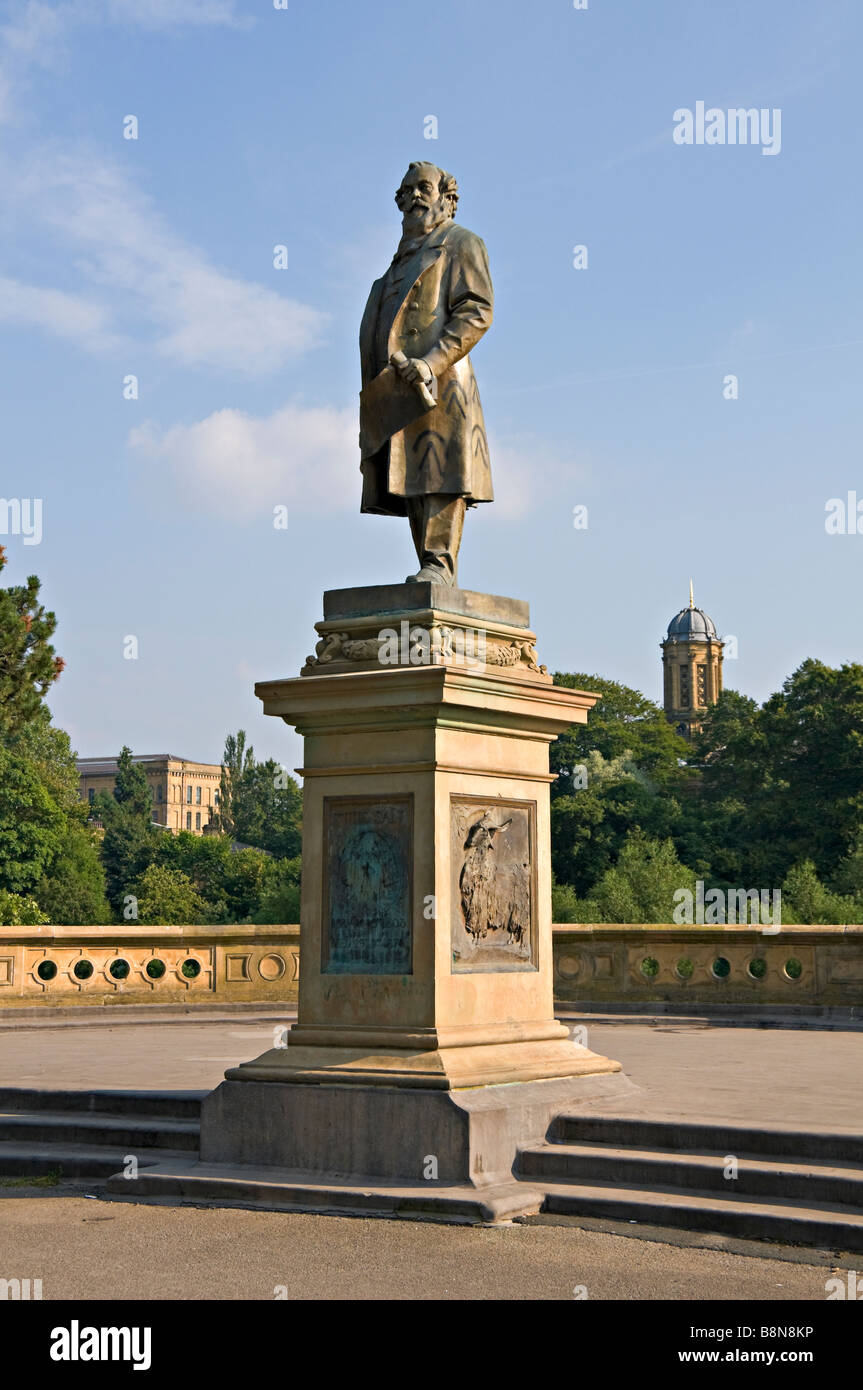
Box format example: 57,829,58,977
406,567,455,586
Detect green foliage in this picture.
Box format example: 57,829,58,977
689,664,863,884
113,745,152,818
253,856,301,924
216,730,302,857
0,707,110,920
153,830,274,923
98,746,156,915
550,664,863,925
35,820,112,925
0,740,65,893
561,831,697,924
551,672,689,783
0,888,50,925
779,860,863,926
235,759,303,858
216,730,254,837
0,546,63,736
128,863,207,925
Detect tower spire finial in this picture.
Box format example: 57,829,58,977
689,578,694,609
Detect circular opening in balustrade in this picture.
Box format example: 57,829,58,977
675,957,694,981
640,956,660,979
711,957,731,980
784,957,803,981
748,957,768,980
146,959,166,980
109,958,130,980
36,959,57,981
181,958,201,979
73,960,94,981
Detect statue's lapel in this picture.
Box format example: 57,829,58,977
390,221,452,325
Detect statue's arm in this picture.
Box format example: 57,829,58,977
422,232,494,379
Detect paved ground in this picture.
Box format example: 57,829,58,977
2,1009,862,1130
0,1187,851,1300
2,1010,861,1300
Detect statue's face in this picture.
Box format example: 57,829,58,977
397,167,449,236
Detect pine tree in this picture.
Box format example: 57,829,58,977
0,545,64,736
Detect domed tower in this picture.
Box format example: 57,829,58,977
661,583,724,739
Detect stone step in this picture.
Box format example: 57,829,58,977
0,1142,192,1181
539,1180,863,1252
550,1114,863,1164
0,1088,204,1120
0,1111,199,1152
518,1142,863,1206
104,1159,545,1224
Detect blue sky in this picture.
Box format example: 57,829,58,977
1,0,860,772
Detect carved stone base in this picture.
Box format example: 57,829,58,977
301,581,549,678
152,586,625,1222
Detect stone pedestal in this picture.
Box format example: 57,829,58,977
123,586,628,1221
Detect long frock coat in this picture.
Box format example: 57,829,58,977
359,219,494,516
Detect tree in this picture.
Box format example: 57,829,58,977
234,759,302,857
0,888,50,925
216,730,255,837
154,830,275,922
553,831,697,924
0,741,66,893
549,679,688,895
35,820,112,925
685,663,863,886
551,672,689,785
99,747,156,915
779,860,863,926
128,864,207,925
551,749,680,896
0,545,64,735
253,856,301,924
214,730,302,857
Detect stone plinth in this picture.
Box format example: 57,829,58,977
150,587,627,1220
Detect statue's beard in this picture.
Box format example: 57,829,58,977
402,198,449,237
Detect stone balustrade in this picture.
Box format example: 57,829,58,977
0,923,860,1010
0,924,301,1008
553,924,863,1010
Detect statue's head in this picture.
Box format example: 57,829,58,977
395,162,458,235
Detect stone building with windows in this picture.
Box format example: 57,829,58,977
77,755,222,834
661,587,724,739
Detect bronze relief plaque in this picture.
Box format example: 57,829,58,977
451,797,536,972
322,795,413,975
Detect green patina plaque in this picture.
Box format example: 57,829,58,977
321,795,413,975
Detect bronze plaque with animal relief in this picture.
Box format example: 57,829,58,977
450,796,536,972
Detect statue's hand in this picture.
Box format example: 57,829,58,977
393,355,433,389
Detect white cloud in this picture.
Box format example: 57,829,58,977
0,0,245,122
104,1,245,29
0,275,121,349
1,149,327,371
129,404,357,520
129,406,585,524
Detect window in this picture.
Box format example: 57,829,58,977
214,791,220,806
88,788,95,804
186,786,192,804
195,812,201,831
157,785,163,803
186,811,192,830
195,786,202,805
